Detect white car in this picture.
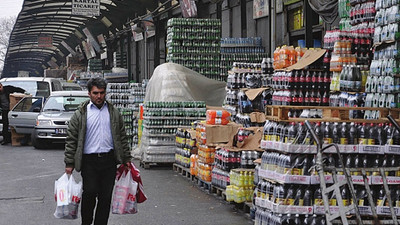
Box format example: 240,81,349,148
32,91,88,149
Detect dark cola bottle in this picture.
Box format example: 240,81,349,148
294,185,305,206
286,185,296,205
303,185,313,206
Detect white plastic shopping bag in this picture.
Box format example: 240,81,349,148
54,173,82,219
112,171,138,214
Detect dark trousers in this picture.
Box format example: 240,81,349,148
2,110,10,142
81,153,117,225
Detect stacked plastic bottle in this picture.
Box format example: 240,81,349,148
220,37,268,77
166,18,222,80
254,119,400,221
106,82,146,148
175,128,197,168
271,69,331,108
141,101,206,164
195,122,216,183
224,61,272,127
365,0,400,119
226,169,255,203
273,45,305,70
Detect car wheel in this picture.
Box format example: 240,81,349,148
32,137,46,149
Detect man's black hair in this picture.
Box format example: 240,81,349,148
87,77,107,91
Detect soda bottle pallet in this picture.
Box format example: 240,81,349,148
261,140,400,155
265,105,400,123
255,197,400,217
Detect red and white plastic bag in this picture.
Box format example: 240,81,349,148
112,170,138,214
54,173,82,219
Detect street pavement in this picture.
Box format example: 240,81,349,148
0,142,253,225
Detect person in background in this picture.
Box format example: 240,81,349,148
0,83,25,145
64,77,132,225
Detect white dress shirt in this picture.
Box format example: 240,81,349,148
83,101,114,154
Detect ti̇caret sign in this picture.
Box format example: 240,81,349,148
72,0,100,17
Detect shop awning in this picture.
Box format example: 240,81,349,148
2,0,163,77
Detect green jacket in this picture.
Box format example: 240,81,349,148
64,100,132,172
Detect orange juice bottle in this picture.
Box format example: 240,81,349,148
295,47,302,62
273,47,280,69
279,46,287,68
288,46,296,66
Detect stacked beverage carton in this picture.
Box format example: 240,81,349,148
106,82,146,149
140,101,206,164
220,37,268,79
166,18,222,81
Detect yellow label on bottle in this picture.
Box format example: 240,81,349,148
284,168,292,175
330,199,337,206
314,199,323,206
342,199,349,206
359,199,364,206
388,139,393,145
367,139,375,145
396,200,400,208
292,168,303,176
266,194,270,200
264,135,269,141
377,199,384,207
324,138,333,144
340,138,348,145
276,198,285,204
299,199,304,206
261,193,265,199
287,198,295,205
359,138,367,145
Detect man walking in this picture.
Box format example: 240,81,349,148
64,77,132,225
0,83,25,145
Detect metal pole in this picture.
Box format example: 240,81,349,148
270,0,276,56
144,31,147,80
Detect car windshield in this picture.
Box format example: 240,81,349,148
43,96,88,112
2,81,50,97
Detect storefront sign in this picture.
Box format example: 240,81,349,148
133,32,144,42
179,0,197,18
72,0,100,17
38,35,53,48
253,0,269,19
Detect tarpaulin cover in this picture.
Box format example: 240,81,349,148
144,63,226,106
308,0,338,24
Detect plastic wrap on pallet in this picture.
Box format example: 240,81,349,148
141,144,176,155
142,152,175,163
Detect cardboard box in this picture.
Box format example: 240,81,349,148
9,93,31,110
286,48,326,71
235,127,263,151
203,121,242,146
11,128,26,146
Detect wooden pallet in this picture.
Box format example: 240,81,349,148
210,185,227,200
197,179,212,194
265,105,400,123
172,163,193,180
139,161,173,169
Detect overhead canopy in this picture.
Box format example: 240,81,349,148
2,0,164,78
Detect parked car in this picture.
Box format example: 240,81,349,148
60,81,83,91
31,91,88,148
1,77,65,138
0,77,64,98
7,96,44,136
